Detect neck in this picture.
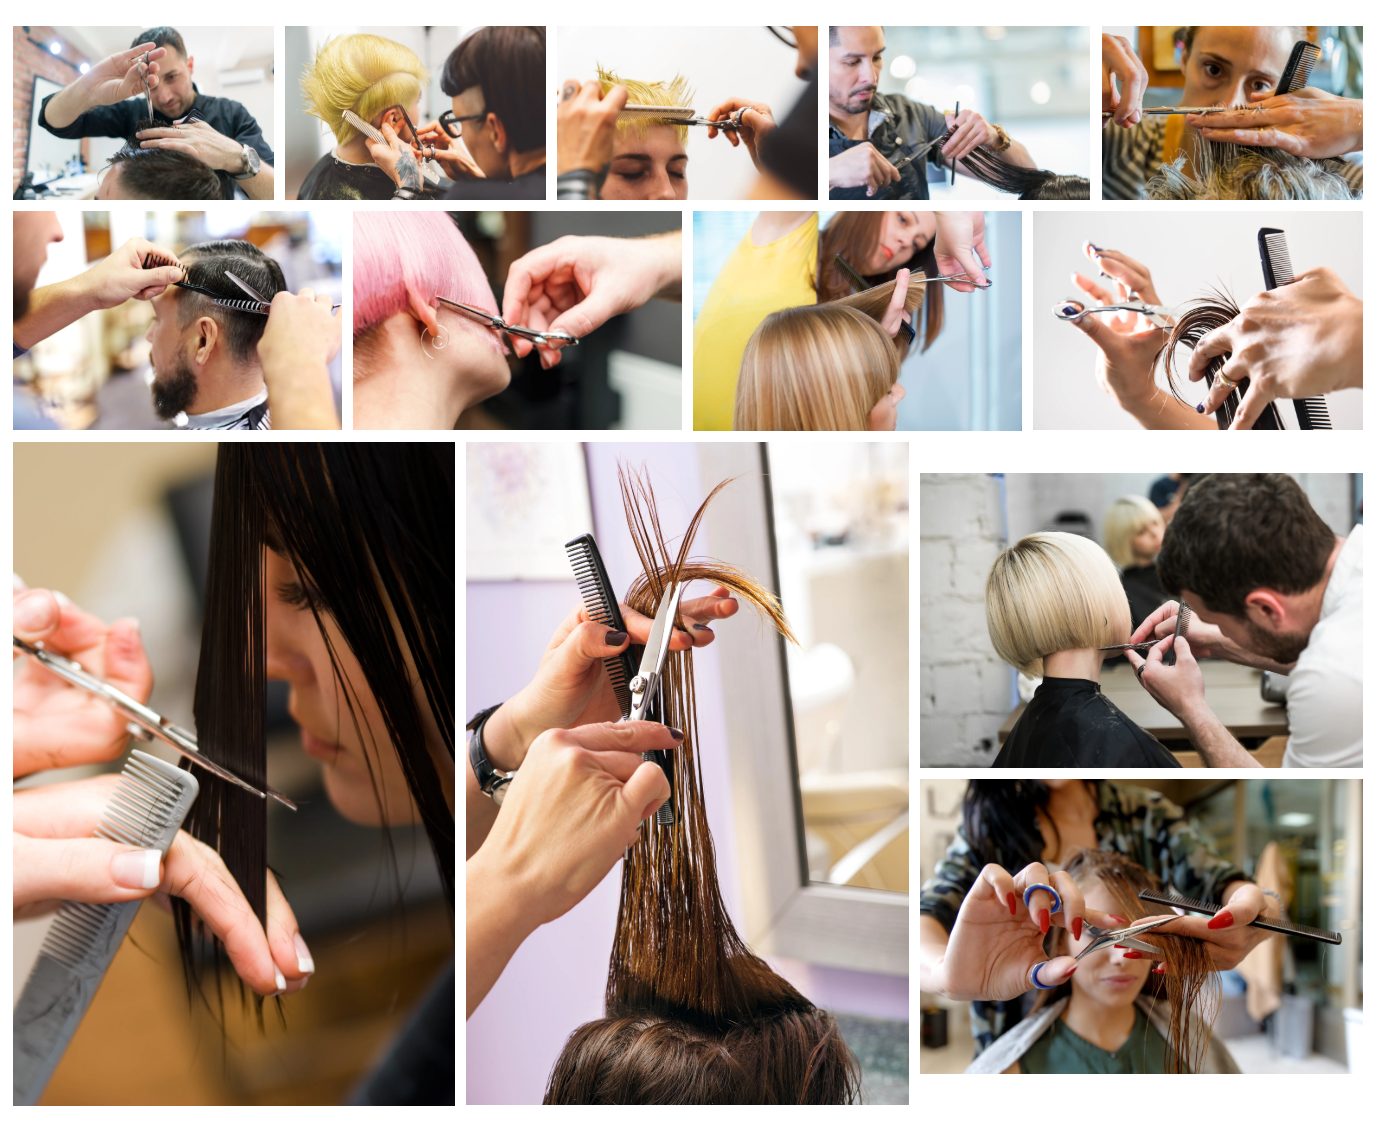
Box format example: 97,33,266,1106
1131,554,1154,568
1042,648,1104,682
336,134,374,166
354,313,468,428
829,104,870,140
1062,989,1139,1053
187,362,264,416
1044,779,1097,826
508,147,545,178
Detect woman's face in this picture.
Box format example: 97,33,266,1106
1131,516,1164,562
1182,27,1295,108
1062,878,1153,1009
865,380,905,430
862,211,935,275
602,125,688,200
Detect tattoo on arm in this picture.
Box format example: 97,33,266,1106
395,150,421,191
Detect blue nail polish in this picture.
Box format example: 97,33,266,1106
1195,404,1205,413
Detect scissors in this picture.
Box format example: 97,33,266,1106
14,637,298,810
1056,295,1174,330
619,104,743,130
225,271,340,314
136,52,154,121
889,133,948,173
626,580,685,827
1077,917,1169,961
435,296,580,347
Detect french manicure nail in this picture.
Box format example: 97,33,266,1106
1065,965,1077,975
12,573,26,591
1152,967,1166,975
1038,909,1050,935
1007,892,1017,916
1208,911,1234,930
13,590,54,632
605,630,628,646
293,932,315,976
111,848,161,890
668,727,684,741
273,963,287,992
1072,917,1083,942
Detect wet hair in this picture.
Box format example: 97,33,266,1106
544,470,860,1104
131,26,186,58
104,139,221,200
599,66,692,144
174,240,286,365
1155,473,1336,615
301,34,428,145
932,127,1089,199
1146,140,1355,201
818,212,944,352
1103,495,1162,569
441,26,546,152
174,443,454,1017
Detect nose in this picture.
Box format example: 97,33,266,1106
649,172,678,201
858,60,877,87
265,609,317,685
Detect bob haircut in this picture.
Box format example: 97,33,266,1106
302,34,429,145
985,531,1130,678
599,66,692,145
441,26,546,152
1103,495,1162,569
352,212,504,355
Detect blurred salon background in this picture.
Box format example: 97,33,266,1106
12,209,343,429
920,778,1364,1074
13,443,449,1104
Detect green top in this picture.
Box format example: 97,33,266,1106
1020,1008,1170,1074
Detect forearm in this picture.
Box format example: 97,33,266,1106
918,914,951,994
647,231,683,302
1181,706,1260,768
13,275,100,350
42,84,94,131
239,163,274,201
465,849,539,1017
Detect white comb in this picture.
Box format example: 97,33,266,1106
342,109,440,185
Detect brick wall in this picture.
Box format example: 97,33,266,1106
14,26,89,188
920,474,1012,768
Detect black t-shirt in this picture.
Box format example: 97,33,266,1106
759,73,818,199
1121,564,1168,631
297,152,401,201
993,677,1181,770
443,165,546,199
39,87,273,200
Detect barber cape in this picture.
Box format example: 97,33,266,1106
177,389,271,431
964,995,1240,1074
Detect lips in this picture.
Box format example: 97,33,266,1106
881,246,894,261
1100,975,1139,989
298,723,343,763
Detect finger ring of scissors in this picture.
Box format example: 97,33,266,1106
1029,962,1057,990
1134,663,1146,681
1024,883,1062,914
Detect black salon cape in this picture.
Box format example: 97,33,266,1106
992,677,1181,769
444,166,545,199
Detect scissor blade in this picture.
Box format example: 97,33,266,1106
225,271,269,304
638,581,685,688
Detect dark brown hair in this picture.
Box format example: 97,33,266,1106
545,470,861,1104
174,240,286,364
1156,473,1336,615
932,128,1089,199
441,26,546,152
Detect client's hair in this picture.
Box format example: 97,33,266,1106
985,531,1130,677
734,278,924,430
1145,139,1355,201
175,444,455,1015
1036,849,1219,1074
1103,495,1161,569
818,212,944,352
599,66,692,144
441,26,546,152
103,142,221,200
933,128,1089,199
301,34,429,144
174,240,286,364
545,470,860,1104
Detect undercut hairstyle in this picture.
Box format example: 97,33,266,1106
1155,474,1336,615
599,66,692,145
175,443,454,1018
544,470,860,1104
351,212,504,357
819,212,944,352
934,127,1089,199
174,240,286,365
985,531,1130,678
104,143,221,200
131,26,186,58
302,34,429,145
734,278,924,430
441,26,546,153
1146,141,1355,201
1103,495,1162,569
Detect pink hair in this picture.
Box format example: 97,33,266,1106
352,212,504,353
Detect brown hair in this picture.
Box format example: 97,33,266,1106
544,470,861,1104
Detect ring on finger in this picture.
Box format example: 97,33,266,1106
1024,882,1062,914
1134,663,1145,682
1217,373,1237,389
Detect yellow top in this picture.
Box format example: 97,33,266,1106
692,213,819,431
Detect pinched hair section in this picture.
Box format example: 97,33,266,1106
175,240,286,364
1145,139,1355,201
932,127,1089,199
302,34,428,145
600,66,693,144
985,531,1130,678
1103,495,1161,569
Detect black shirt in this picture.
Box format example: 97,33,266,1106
828,91,949,201
39,87,273,200
443,165,546,200
760,73,818,199
1121,564,1168,632
993,677,1181,770
297,152,456,201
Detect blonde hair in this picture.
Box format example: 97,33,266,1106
1103,495,1162,569
302,34,429,145
734,277,924,431
599,65,692,145
985,532,1130,678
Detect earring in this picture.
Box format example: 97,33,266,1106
420,322,449,359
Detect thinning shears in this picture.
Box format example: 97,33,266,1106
14,637,298,810
1077,917,1169,961
627,580,685,826
436,296,580,347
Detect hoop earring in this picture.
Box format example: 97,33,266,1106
420,322,449,359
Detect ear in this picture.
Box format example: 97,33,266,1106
1242,589,1289,629
404,282,441,339
185,56,194,78
193,315,220,368
487,112,507,155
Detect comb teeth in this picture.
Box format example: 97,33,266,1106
565,534,634,717
1294,397,1332,430
1276,40,1322,96
1139,889,1342,944
1264,232,1294,285
208,295,270,316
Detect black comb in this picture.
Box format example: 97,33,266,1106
142,252,270,315
565,534,637,718
1138,889,1341,944
1259,227,1331,429
1275,40,1322,96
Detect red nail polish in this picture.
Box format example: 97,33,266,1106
1107,915,1128,924
1208,911,1234,930
1153,967,1167,975
1123,951,1143,959
1039,909,1050,935
1007,892,1017,916
1072,917,1083,942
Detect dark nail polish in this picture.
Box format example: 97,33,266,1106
1195,403,1205,413
668,727,684,741
1038,909,1050,935
691,624,710,631
1208,910,1234,930
605,630,628,646
1072,917,1083,942
1007,892,1017,916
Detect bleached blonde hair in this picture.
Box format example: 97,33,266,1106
599,65,692,145
1103,495,1162,569
985,532,1130,678
302,34,429,144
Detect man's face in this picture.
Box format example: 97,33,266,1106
452,88,508,178
145,288,199,418
13,212,64,320
152,48,197,119
1182,588,1312,665
829,26,886,117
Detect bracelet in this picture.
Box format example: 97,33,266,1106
467,703,511,801
557,168,604,200
986,123,1012,153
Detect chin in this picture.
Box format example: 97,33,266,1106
321,763,388,827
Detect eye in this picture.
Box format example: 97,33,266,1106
614,170,645,182
276,580,321,611
1203,62,1223,78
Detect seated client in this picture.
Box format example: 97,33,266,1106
597,67,691,201
96,144,222,200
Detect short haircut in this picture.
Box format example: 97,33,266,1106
105,144,221,200
1155,474,1336,615
598,66,692,145
132,26,186,58
1146,143,1355,201
351,212,504,355
829,27,840,47
301,34,428,145
1103,495,1161,569
986,531,1130,678
175,240,286,365
440,26,546,153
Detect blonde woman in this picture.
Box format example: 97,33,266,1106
986,531,1180,769
1103,495,1168,629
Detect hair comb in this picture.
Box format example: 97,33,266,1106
1161,598,1191,667
342,108,441,184
565,534,637,717
1138,888,1341,944
1275,40,1322,96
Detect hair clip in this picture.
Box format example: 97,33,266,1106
435,296,580,347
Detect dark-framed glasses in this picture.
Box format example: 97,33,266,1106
767,26,797,49
438,108,486,139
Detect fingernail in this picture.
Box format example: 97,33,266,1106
1038,909,1050,934
1107,915,1129,924
293,932,315,976
1152,967,1166,975
1007,892,1017,916
52,590,72,607
1195,403,1205,413
13,590,54,632
1065,965,1077,975
1208,911,1234,930
605,630,628,646
273,963,287,993
12,573,26,591
1072,917,1083,942
668,727,684,741
1123,950,1144,959
111,848,161,889
691,624,711,631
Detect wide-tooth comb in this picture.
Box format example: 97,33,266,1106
1162,599,1192,667
1275,40,1322,96
565,534,637,718
1138,889,1341,944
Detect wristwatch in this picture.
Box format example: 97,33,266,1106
556,167,607,200
467,703,514,805
986,123,1012,153
230,143,262,180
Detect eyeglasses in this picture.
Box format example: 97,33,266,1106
767,26,797,49
438,108,486,139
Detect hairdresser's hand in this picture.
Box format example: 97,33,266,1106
65,43,167,116
14,773,313,996
1124,633,1210,725
1130,600,1230,660
1081,241,1164,307
481,587,739,773
829,143,900,198
257,288,342,430
13,583,153,777
502,232,683,367
364,121,424,192
1103,33,1147,128
940,108,995,162
558,78,628,178
933,211,990,292
1129,882,1280,972
866,380,906,431
705,98,776,171
1191,268,1363,428
1187,89,1364,158
413,121,485,179
135,118,244,173
82,237,186,307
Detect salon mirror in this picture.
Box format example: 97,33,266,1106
26,76,83,186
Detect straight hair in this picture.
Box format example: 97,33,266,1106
599,66,692,144
932,128,1089,199
301,34,429,145
441,27,546,152
175,240,286,364
1103,495,1162,569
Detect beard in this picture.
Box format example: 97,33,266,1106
1244,620,1310,665
833,87,876,116
151,356,199,419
